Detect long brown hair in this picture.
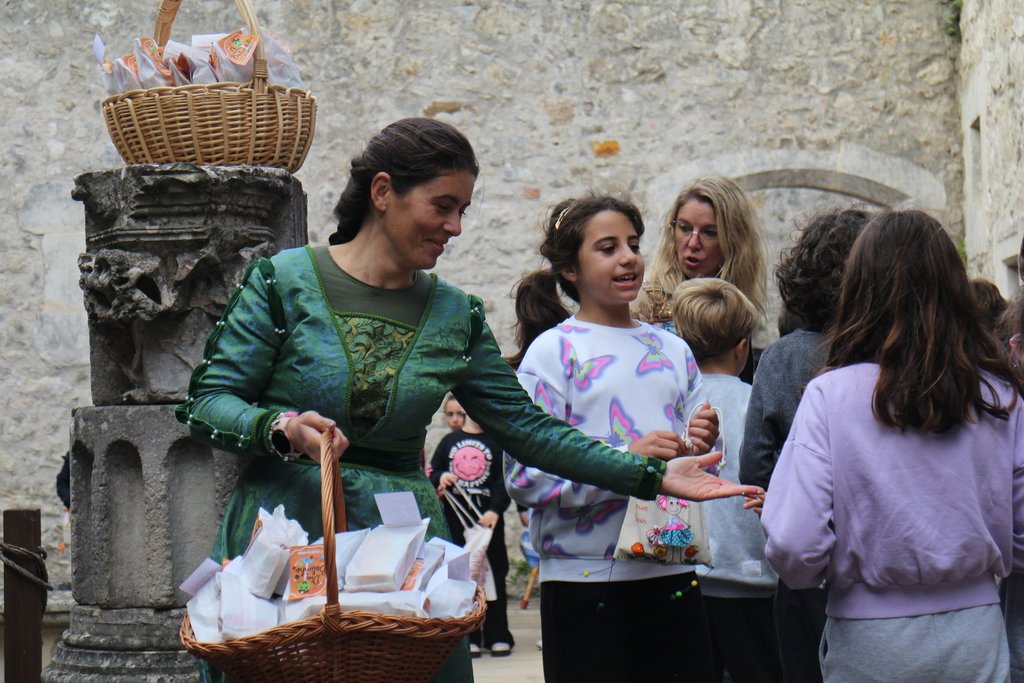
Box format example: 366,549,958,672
508,195,645,369
826,210,1020,432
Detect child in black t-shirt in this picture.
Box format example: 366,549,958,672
430,413,514,657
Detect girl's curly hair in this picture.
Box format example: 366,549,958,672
774,208,872,332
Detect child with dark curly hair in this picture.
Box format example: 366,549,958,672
739,207,871,683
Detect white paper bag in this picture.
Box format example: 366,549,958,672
219,571,279,639
337,590,428,618
278,594,326,624
186,573,223,642
332,528,369,591
345,520,429,592
425,576,477,619
400,542,445,592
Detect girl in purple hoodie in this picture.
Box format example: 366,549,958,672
763,210,1024,682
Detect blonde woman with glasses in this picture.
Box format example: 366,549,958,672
635,177,767,380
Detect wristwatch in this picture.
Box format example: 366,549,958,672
269,411,300,461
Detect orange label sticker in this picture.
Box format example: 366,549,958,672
286,545,327,600
218,30,259,65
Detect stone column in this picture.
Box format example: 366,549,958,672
42,164,308,681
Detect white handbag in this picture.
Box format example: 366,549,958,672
613,405,722,566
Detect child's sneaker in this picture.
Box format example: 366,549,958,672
490,642,512,657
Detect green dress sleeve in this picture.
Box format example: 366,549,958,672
174,258,287,458
452,298,666,500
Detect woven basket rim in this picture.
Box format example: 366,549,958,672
102,82,316,104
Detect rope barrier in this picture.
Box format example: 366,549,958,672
1,541,52,592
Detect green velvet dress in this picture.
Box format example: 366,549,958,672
176,246,667,682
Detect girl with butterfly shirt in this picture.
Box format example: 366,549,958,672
505,195,720,682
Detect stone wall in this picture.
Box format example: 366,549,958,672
958,1,1024,295
0,0,962,593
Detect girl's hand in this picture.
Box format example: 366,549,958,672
686,403,720,455
660,451,764,502
743,492,766,516
284,410,349,463
437,472,458,492
629,430,689,460
478,510,499,529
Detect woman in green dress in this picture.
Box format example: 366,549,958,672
177,118,761,682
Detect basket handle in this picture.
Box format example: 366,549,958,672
319,428,347,606
152,0,268,93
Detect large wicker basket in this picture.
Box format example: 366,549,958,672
180,432,486,682
102,0,316,172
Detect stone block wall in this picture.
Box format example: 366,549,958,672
958,1,1024,295
0,0,963,593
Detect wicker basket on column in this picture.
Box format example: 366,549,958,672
102,0,316,172
180,432,486,682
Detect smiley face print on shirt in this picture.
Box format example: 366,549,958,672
448,437,493,488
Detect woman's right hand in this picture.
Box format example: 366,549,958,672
628,430,689,460
283,410,349,462
660,451,764,502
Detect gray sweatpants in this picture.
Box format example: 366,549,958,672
821,604,1009,683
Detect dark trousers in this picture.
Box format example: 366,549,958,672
705,595,783,683
444,512,513,648
774,581,828,683
540,573,715,683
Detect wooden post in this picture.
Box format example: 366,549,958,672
4,509,43,683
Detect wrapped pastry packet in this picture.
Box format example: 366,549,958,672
185,572,223,642
337,590,428,618
220,570,279,639
242,506,307,599
134,37,173,88
285,544,328,600
92,34,118,96
345,520,429,592
164,40,217,85
112,55,142,92
211,29,259,83
262,30,303,88
400,542,445,592
424,567,477,619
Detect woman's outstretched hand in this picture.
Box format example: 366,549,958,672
284,410,349,462
660,451,764,502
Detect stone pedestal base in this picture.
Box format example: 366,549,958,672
42,606,196,682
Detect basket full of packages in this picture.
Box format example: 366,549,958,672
95,0,316,172
179,432,486,682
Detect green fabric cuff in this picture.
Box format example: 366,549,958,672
634,457,666,500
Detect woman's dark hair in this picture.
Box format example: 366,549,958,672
775,208,871,332
826,209,1021,432
329,118,480,245
971,278,1008,338
507,194,644,369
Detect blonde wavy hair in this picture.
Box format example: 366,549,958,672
645,177,767,316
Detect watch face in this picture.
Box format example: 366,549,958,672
271,429,293,456
449,438,492,487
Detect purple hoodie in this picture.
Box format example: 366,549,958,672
763,363,1024,619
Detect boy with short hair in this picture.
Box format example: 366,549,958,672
672,278,782,683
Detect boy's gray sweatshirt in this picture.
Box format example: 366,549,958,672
739,329,826,490
691,375,777,598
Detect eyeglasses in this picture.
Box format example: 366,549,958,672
673,221,719,244
445,411,467,418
